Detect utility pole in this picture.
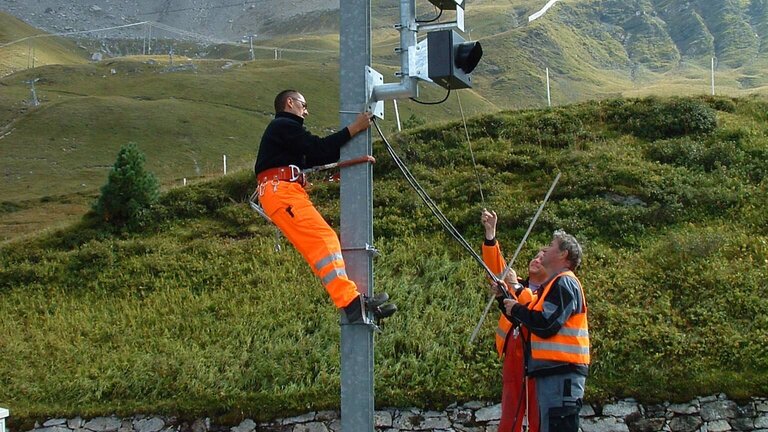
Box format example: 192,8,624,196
25,78,40,107
147,23,152,55
339,1,375,431
546,67,551,107
246,34,256,61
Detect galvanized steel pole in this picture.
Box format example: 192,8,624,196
339,1,375,431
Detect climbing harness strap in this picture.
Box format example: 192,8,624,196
248,156,376,251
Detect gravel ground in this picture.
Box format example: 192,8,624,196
0,0,339,40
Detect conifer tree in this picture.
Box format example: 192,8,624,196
94,143,159,229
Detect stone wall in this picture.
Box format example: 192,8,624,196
14,395,768,432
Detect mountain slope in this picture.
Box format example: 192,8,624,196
0,12,88,76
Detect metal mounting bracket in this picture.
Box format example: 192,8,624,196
365,66,385,119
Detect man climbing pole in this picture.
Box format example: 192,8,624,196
481,208,543,432
502,230,589,432
254,89,397,324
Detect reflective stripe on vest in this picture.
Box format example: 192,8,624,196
494,286,537,358
495,316,513,358
529,270,590,365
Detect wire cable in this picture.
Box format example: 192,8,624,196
416,7,444,23
410,88,452,105
372,119,500,284
457,91,485,205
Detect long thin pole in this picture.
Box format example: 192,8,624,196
546,67,551,107
468,172,561,344
339,1,375,430
393,99,402,132
711,57,715,96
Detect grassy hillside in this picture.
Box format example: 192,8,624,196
0,12,88,77
3,0,768,240
0,57,495,242
1,96,766,424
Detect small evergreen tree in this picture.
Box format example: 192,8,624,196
94,143,159,230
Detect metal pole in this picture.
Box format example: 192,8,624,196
1,407,9,432
546,67,551,107
249,35,255,61
223,154,227,175
371,0,417,102
711,57,715,96
339,1,375,431
393,99,402,131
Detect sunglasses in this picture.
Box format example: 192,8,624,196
290,97,308,109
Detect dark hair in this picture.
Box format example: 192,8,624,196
553,229,583,270
274,89,299,113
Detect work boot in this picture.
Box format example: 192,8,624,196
364,292,390,309
371,302,397,320
365,292,397,321
342,295,367,324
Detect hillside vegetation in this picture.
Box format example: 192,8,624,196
1,96,766,424
4,0,768,242
0,12,88,77
0,55,494,241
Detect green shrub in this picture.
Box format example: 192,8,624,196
603,97,718,140
93,143,160,230
701,96,737,113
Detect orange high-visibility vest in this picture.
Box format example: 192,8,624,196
529,270,590,365
495,287,536,357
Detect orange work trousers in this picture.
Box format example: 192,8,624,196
482,240,540,432
501,328,540,432
258,180,360,309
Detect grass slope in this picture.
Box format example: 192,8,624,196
0,57,495,241
1,95,767,424
0,12,88,77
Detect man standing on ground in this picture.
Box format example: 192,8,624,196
254,89,396,324
481,208,544,432
503,230,589,432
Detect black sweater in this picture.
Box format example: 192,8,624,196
254,112,352,174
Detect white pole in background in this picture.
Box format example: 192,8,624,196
1,407,9,432
711,57,715,96
223,154,227,175
393,99,402,132
546,67,551,107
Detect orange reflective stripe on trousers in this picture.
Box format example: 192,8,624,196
259,181,360,308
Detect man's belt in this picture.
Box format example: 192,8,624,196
257,165,306,186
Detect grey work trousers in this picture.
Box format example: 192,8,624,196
535,372,586,432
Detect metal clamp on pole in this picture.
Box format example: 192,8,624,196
342,243,381,258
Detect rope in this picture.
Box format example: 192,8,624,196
372,119,501,284
457,91,485,205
